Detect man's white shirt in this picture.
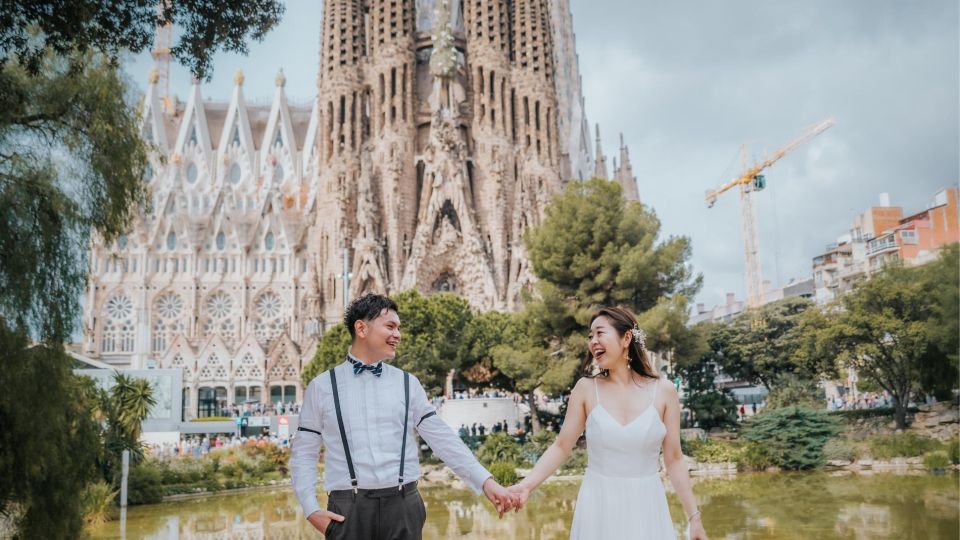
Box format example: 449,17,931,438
290,357,492,518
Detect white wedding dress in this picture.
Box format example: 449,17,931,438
570,378,676,539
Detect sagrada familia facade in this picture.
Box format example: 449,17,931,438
81,0,639,418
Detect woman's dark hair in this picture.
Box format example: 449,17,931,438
585,306,658,380
345,293,399,338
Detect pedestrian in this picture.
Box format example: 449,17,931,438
290,294,516,539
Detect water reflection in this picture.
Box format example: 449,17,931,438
91,472,958,539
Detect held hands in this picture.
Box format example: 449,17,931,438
306,510,345,536
482,477,523,518
506,483,530,509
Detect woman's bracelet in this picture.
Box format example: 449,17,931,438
686,509,702,523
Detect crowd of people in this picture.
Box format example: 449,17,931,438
147,433,290,460
827,391,891,411
223,401,302,417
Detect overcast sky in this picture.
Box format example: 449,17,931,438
127,0,959,310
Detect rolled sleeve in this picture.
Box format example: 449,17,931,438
411,377,491,494
290,378,324,518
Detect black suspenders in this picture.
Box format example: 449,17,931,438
399,372,410,490
329,360,411,496
329,367,358,494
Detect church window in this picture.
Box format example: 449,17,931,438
117,235,128,250
166,232,177,250
273,163,284,183
264,232,275,251
155,293,183,319
102,294,135,353
206,291,234,319
186,162,198,183
144,163,153,182
216,231,226,251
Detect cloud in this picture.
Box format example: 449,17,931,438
572,0,959,308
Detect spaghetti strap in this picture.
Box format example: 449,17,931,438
594,378,601,408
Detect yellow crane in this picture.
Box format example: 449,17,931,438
706,117,836,309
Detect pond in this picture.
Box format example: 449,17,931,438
91,471,958,539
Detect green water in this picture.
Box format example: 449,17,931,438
91,471,958,539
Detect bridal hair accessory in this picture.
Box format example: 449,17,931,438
631,325,646,349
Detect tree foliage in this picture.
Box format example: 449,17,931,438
0,330,102,538
0,53,148,342
1,0,284,80
741,406,839,470
709,297,824,389
0,2,285,535
302,291,480,395
526,178,701,319
98,373,157,484
800,258,953,429
486,179,701,431
677,337,739,430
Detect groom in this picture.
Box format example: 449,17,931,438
291,293,516,538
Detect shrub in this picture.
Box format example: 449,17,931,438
521,430,557,466
560,447,587,474
688,439,740,464
126,463,164,505
923,451,950,471
489,462,518,485
741,406,839,470
867,433,939,459
736,441,774,471
81,481,116,527
948,439,959,465
822,438,860,462
828,407,918,421
764,374,823,410
476,432,521,467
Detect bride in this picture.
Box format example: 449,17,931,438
507,307,708,539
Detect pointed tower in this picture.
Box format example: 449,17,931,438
593,124,608,179
312,0,368,323
464,0,514,300
615,133,639,201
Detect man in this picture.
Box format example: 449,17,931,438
291,294,516,538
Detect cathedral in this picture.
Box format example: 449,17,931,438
81,0,639,419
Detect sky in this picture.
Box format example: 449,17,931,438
126,0,959,310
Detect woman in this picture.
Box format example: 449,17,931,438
507,307,707,539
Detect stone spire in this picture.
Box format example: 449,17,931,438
593,124,608,179
615,133,639,201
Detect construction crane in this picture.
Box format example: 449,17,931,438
706,118,835,309
152,1,174,114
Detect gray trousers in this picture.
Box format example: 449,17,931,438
324,481,426,540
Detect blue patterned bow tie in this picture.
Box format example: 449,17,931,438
348,357,383,377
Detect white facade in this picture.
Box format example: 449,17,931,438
82,72,318,418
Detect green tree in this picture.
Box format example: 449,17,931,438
99,373,157,484
741,406,839,470
302,290,475,395
0,334,102,538
801,262,940,429
764,373,824,410
1,0,284,79
678,352,739,430
710,297,825,390
490,333,583,433
493,179,701,432
526,178,701,319
636,295,709,372
917,244,959,400
457,309,525,387
301,323,352,385
0,3,284,535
